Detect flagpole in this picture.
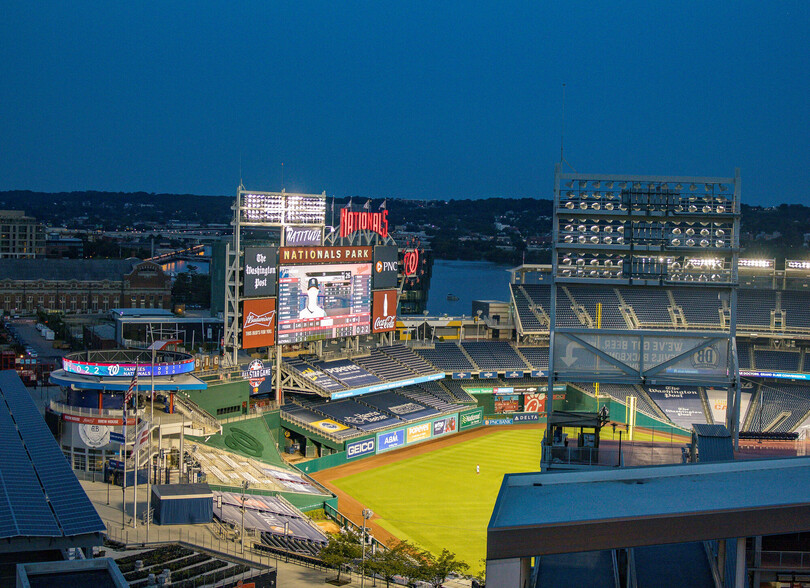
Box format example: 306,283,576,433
147,346,154,538
121,386,126,529
133,358,139,529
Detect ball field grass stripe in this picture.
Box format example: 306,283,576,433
331,428,544,570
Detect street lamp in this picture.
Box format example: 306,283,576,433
361,508,374,588
476,309,483,341
240,480,250,554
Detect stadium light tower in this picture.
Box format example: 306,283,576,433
546,165,742,448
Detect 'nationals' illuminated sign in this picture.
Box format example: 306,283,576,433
340,209,389,239
279,246,372,265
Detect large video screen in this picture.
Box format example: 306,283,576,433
277,262,371,344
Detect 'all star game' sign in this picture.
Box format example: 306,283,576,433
241,359,273,395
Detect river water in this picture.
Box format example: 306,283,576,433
424,259,513,316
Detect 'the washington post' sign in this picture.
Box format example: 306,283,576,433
243,247,278,298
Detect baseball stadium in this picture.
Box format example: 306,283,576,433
32,173,810,586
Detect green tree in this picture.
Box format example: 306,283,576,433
411,548,470,588
366,541,412,587
319,530,362,584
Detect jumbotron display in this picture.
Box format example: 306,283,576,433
277,262,372,344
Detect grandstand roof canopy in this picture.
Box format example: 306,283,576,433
0,370,105,553
488,457,810,560
49,369,207,391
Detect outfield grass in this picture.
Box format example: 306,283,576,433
331,428,544,571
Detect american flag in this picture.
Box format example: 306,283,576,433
124,368,137,407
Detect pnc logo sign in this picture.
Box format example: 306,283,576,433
347,438,376,459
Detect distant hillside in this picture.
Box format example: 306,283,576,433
1,191,808,265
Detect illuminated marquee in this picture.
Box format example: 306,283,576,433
340,208,389,239
62,358,196,377
279,246,372,265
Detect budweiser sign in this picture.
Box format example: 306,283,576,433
244,309,276,328
372,290,397,333
340,208,389,238
242,298,276,348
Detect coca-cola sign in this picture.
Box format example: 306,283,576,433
372,290,397,333
242,298,276,348
284,226,322,246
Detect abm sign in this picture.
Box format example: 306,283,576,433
346,437,376,459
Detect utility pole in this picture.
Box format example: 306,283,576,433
361,508,373,588
241,480,250,554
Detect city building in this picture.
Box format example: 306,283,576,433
0,210,45,258
0,258,171,315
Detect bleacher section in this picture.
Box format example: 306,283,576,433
513,283,810,336
510,284,545,331
518,346,548,370
461,340,529,371
566,286,627,328
753,384,810,433
737,290,776,327
310,359,382,388
398,382,462,413
285,356,347,394
302,398,401,432
353,349,415,381
433,379,477,404
670,288,722,327
380,344,438,374
737,342,752,369
415,342,476,372
780,291,810,330
358,391,439,421
754,349,801,372
281,403,361,440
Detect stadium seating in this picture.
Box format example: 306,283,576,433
280,402,360,440
752,384,810,433
353,349,415,381
285,356,347,393
780,291,810,330
518,346,549,370
310,359,382,388
617,288,673,326
566,286,627,328
736,341,752,369
435,379,477,404
754,349,801,372
670,288,722,327
379,344,438,375
510,284,545,331
357,391,439,421
460,340,529,371
306,398,401,432
737,289,776,327
398,383,460,413
415,342,476,372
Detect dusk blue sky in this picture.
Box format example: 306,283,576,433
2,2,808,205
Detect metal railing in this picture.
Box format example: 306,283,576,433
760,550,810,569
50,400,144,420
174,393,222,434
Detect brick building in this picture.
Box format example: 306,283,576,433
0,258,171,315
